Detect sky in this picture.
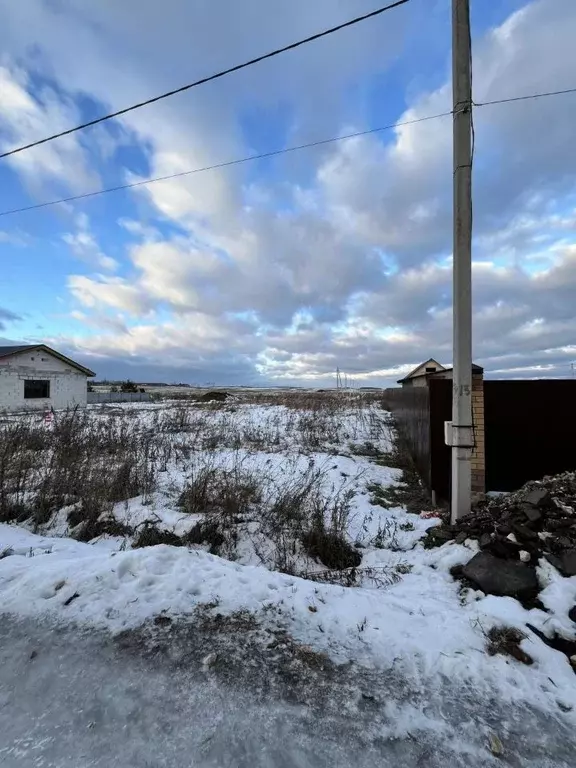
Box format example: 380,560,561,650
0,0,575,386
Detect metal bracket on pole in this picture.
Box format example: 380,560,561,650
444,421,473,448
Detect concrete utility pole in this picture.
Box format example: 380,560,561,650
449,0,474,522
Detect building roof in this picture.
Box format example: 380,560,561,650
397,359,484,385
396,358,446,384
427,363,484,376
0,344,37,357
0,344,96,377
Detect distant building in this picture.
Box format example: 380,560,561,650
0,344,95,411
397,358,483,387
396,358,446,387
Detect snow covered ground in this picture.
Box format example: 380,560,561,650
2,614,575,768
0,397,422,574
1,396,576,765
5,612,576,768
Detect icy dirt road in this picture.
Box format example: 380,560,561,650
1,616,574,768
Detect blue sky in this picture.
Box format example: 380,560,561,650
1,0,575,385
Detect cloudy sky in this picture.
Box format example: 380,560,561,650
0,0,575,386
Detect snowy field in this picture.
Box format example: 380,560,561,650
1,393,576,764
0,393,421,573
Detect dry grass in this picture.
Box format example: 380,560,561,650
0,410,158,529
486,625,534,665
0,392,391,581
129,454,363,576
178,465,262,518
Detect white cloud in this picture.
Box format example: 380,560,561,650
70,309,128,334
306,0,576,268
2,0,576,384
0,228,30,246
68,275,154,315
56,240,576,383
62,213,118,271
0,64,100,196
130,240,226,309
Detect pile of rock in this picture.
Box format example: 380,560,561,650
197,390,230,403
426,472,576,601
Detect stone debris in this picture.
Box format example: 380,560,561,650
202,652,218,670
425,472,576,669
546,550,576,578
462,552,539,601
425,472,576,577
488,733,503,757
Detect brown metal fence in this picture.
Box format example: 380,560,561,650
385,379,451,500
386,379,576,500
484,380,576,492
428,379,452,499
384,385,431,487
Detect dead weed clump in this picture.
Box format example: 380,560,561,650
73,514,134,543
0,501,29,524
178,465,262,519
132,524,185,549
301,527,359,570
486,625,534,665
185,519,226,554
367,466,431,516
261,471,360,574
177,464,262,554
302,523,361,570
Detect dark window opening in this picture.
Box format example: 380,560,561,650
425,367,436,373
24,380,50,399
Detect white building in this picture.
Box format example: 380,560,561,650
0,344,95,412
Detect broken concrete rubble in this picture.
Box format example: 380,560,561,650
545,551,576,578
521,504,542,524
425,471,576,671
462,552,539,601
523,488,551,508
425,471,576,575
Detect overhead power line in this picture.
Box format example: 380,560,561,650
474,86,576,108
0,111,452,217
0,83,574,219
0,0,409,161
